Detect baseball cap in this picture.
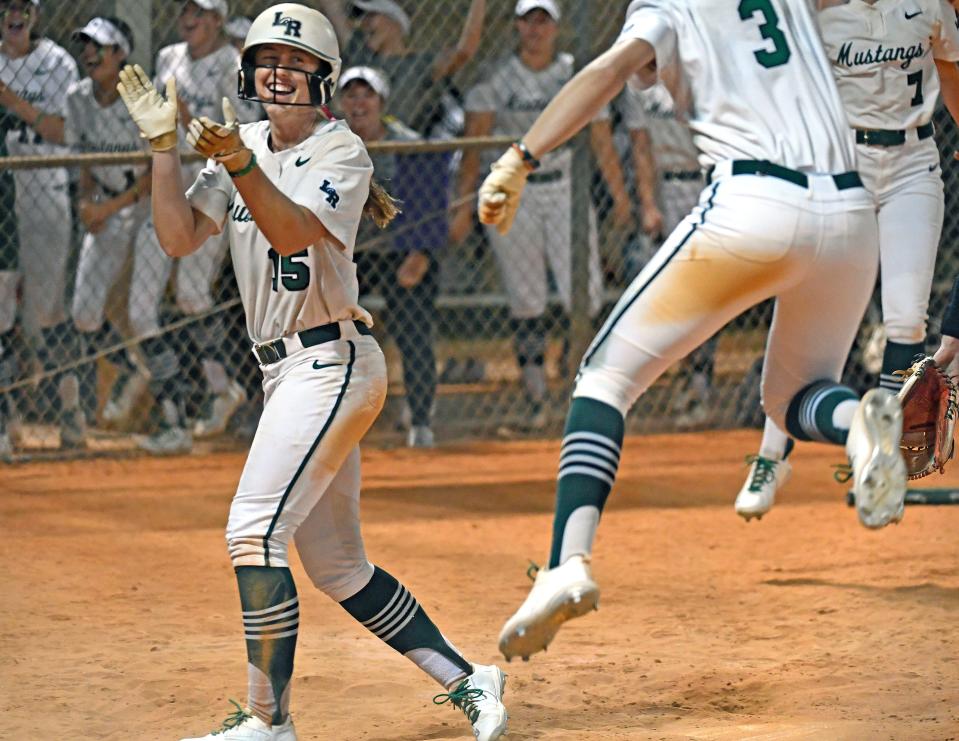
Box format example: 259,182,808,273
350,0,410,36
180,0,228,19
72,17,132,56
339,65,390,99
224,15,251,40
514,0,561,21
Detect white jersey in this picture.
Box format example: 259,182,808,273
155,42,261,158
622,82,699,172
818,0,959,130
465,52,609,179
620,0,856,172
187,118,373,345
0,38,77,157
64,78,147,196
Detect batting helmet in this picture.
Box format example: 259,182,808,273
238,3,341,107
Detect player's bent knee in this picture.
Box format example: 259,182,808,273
306,559,375,602
227,535,291,569
573,366,640,417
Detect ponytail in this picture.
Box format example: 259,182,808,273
364,177,401,228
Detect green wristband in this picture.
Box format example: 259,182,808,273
227,152,257,178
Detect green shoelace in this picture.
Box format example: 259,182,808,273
210,699,253,736
745,454,777,492
433,679,486,724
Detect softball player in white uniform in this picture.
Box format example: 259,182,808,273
482,0,908,662
118,5,507,740
62,17,150,440
131,0,261,455
735,0,959,520
457,0,630,424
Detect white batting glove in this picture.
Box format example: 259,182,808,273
117,64,178,152
186,97,250,171
478,146,530,235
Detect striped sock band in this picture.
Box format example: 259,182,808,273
361,582,419,643
880,340,924,391
785,380,858,445
549,397,624,568
242,595,300,641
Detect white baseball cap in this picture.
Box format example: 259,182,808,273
224,15,251,40
180,0,228,19
72,17,132,57
339,66,390,99
514,0,560,21
350,0,410,36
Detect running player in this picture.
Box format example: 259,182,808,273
454,0,631,427
60,16,150,441
0,0,80,443
118,4,507,739
734,0,959,520
482,0,906,662
130,0,260,455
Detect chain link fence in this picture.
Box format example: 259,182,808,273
0,0,957,460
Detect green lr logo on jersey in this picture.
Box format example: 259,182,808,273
273,12,302,38
320,179,340,209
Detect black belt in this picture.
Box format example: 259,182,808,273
253,320,372,365
527,170,563,184
855,122,934,147
662,170,703,182
709,160,863,190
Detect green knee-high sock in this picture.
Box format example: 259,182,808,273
880,340,924,391
548,397,624,569
236,566,299,725
784,379,859,445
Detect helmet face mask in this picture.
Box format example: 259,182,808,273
238,3,340,108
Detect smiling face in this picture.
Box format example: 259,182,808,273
1,0,37,52
253,43,323,107
339,79,383,139
78,38,125,87
177,1,223,56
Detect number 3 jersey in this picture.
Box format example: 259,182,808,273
618,0,855,173
818,0,959,130
187,118,374,345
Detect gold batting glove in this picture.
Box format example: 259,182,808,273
186,97,250,172
478,146,532,235
117,64,178,152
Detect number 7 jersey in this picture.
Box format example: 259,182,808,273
619,0,856,173
818,0,959,130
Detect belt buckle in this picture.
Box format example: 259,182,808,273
254,341,282,364
860,130,877,146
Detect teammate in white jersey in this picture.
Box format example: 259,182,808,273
734,0,959,521
130,0,261,456
455,0,631,426
481,0,908,662
0,0,80,440
55,16,152,446
118,5,508,740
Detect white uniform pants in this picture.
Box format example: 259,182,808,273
575,166,879,429
14,168,71,338
857,137,944,344
227,333,387,603
485,177,603,319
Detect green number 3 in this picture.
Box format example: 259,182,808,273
738,0,792,69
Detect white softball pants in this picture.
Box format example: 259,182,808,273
858,137,944,345
575,164,879,430
227,332,387,603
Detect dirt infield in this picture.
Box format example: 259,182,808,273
3,429,958,740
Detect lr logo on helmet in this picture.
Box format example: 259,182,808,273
273,12,303,38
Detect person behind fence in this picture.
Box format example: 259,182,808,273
117,3,508,739
733,0,959,522
0,66,18,461
225,15,252,53
315,0,485,136
338,66,448,448
453,0,631,428
53,16,152,448
128,0,262,455
0,0,81,443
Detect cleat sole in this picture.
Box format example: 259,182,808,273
499,584,599,661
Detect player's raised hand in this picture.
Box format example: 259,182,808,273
478,146,531,235
187,97,249,170
117,64,178,152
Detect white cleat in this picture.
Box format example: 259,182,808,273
846,388,907,529
434,664,508,741
180,702,296,740
407,424,435,448
735,455,791,521
138,425,193,456
102,369,148,425
194,380,247,438
498,554,599,661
